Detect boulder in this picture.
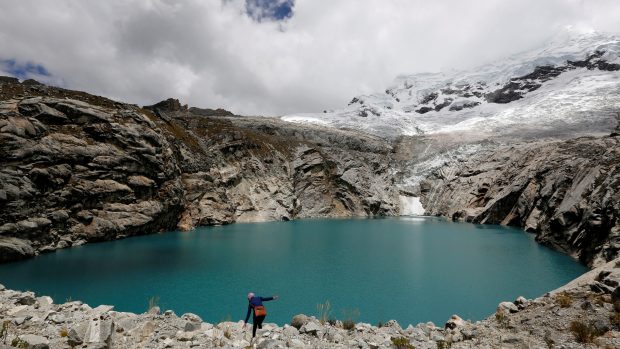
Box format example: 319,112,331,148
67,329,84,347
300,321,323,335
282,325,299,337
498,301,519,313
19,334,49,349
17,294,36,305
291,314,309,329
0,237,35,262
444,315,467,329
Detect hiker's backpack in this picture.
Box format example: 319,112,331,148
253,304,267,317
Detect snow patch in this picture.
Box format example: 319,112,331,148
280,31,620,139
281,114,330,125
399,196,425,216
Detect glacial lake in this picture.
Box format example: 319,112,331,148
0,217,587,326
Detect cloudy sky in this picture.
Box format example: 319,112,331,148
0,0,619,115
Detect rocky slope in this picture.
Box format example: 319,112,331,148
0,258,619,348
415,134,620,267
0,78,398,262
280,31,620,267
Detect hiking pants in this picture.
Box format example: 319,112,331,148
252,315,265,337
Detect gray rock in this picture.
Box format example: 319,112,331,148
444,315,466,329
17,295,36,305
514,296,528,310
20,334,49,349
291,314,309,329
184,321,201,332
181,312,202,323
256,339,283,349
67,328,84,347
13,317,27,325
0,237,35,262
590,281,614,294
497,301,519,313
300,322,323,335
419,137,620,267
49,313,65,324
282,325,299,337
37,296,54,307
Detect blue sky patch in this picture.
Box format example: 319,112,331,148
246,0,294,21
0,58,51,81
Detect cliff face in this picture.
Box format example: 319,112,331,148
0,80,399,262
1,76,619,268
418,136,620,267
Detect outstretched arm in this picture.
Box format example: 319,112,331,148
261,295,278,302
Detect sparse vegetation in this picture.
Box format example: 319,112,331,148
494,309,509,328
11,336,28,349
610,311,620,329
148,295,160,311
586,293,608,306
342,319,356,330
327,318,337,326
224,326,232,339
437,339,452,349
341,308,360,331
569,320,604,343
316,300,332,325
391,336,415,349
555,292,573,308
376,320,384,328
1,321,9,344
59,328,69,337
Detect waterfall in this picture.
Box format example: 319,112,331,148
399,196,425,216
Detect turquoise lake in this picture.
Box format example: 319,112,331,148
0,217,587,326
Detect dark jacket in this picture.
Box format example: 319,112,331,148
244,296,274,323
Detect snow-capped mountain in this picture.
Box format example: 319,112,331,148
282,31,620,139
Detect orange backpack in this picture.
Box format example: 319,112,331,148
253,305,267,317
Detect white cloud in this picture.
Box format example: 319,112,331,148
0,0,618,115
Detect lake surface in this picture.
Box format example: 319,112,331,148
0,217,587,326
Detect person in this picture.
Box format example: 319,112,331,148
244,292,278,338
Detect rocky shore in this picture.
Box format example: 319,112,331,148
1,258,619,348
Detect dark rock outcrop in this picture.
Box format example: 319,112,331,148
419,137,620,267
612,112,620,137
0,79,399,262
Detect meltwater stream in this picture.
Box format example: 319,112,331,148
0,217,586,326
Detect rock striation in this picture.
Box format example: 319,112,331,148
0,258,619,348
418,136,620,267
0,77,399,262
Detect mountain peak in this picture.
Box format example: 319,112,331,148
282,32,620,140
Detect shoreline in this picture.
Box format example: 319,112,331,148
1,259,618,348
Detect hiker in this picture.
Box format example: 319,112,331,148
244,292,278,338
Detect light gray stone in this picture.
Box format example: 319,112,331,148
498,301,519,314
20,334,49,349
